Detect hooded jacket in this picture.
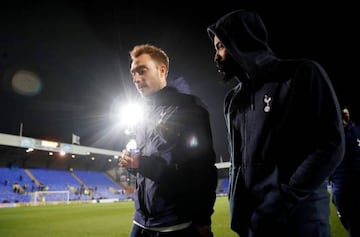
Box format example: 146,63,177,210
131,86,218,228
207,9,345,233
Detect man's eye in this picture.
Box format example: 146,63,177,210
136,68,146,76
131,68,146,77
139,68,146,75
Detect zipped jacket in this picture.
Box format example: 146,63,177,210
131,86,218,228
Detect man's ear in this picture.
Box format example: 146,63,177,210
159,64,167,77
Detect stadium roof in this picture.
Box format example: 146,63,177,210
0,133,121,171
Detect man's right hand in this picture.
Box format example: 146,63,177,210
119,149,141,168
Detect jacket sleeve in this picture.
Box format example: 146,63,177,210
284,60,345,201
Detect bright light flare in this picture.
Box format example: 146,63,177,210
120,102,144,129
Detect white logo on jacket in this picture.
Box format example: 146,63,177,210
263,94,272,112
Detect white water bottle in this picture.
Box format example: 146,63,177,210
126,138,139,155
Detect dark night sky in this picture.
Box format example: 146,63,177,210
0,1,356,162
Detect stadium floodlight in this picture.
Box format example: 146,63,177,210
119,101,144,155
120,102,144,135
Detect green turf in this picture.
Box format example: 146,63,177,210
0,196,347,237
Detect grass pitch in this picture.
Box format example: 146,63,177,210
0,196,347,237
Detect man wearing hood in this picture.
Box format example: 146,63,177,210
207,9,345,237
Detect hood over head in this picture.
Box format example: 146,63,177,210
207,9,277,81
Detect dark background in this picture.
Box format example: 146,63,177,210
0,0,357,166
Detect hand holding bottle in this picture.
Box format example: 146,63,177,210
119,139,141,169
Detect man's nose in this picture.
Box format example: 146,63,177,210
214,52,221,63
132,74,141,83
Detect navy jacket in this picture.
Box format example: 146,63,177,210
207,9,345,234
131,86,218,228
330,121,360,193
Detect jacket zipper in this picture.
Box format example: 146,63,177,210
242,110,248,186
